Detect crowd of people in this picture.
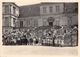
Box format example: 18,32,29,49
2,25,78,47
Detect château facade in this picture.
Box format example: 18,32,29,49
2,2,78,34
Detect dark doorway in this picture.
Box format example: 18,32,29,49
20,21,23,27
49,22,53,26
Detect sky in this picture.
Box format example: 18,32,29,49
2,0,78,6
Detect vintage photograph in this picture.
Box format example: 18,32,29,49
2,2,78,47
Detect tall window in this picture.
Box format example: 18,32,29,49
13,7,16,15
20,21,23,27
34,20,37,27
49,6,53,13
56,5,60,12
28,19,30,27
13,18,16,27
2,6,5,14
5,17,9,26
68,16,72,26
43,7,47,13
4,5,9,14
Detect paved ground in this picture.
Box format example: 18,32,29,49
1,46,78,56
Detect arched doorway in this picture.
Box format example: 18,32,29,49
47,17,55,27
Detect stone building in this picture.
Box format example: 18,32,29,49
2,2,78,34
2,2,19,34
18,2,78,31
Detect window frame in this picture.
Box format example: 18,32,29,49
20,21,23,27
43,6,47,13
4,5,9,14
56,5,60,13
49,6,53,13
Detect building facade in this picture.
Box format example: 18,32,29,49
2,2,19,34
18,2,78,31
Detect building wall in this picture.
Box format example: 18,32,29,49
18,13,78,31
5,2,77,32
2,15,10,27
18,3,78,31
10,4,19,17
2,2,19,34
39,3,66,27
40,3,64,15
67,13,78,26
64,3,78,13
39,14,65,26
18,16,40,31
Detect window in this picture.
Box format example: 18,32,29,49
43,7,47,13
28,19,30,27
13,18,16,27
34,20,37,27
4,5,9,14
2,6,5,14
20,21,23,27
68,17,72,26
49,6,53,13
5,17,9,26
13,7,16,15
56,5,60,12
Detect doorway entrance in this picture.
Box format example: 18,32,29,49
49,22,53,26
47,17,55,27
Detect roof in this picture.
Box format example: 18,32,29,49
19,4,40,18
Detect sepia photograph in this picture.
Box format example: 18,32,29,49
1,0,79,56
2,2,78,47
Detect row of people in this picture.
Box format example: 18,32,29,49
2,36,40,45
2,25,78,46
